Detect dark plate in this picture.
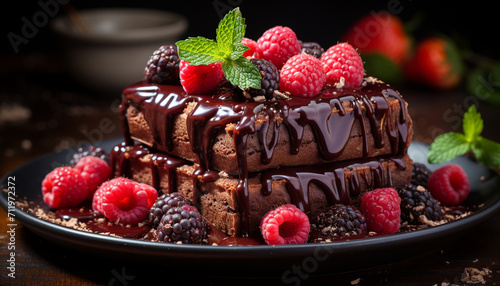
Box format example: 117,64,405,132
1,138,500,276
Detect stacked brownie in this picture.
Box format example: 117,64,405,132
111,76,413,236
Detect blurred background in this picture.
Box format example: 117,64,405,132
0,0,498,176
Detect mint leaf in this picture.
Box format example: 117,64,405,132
428,132,470,164
222,57,261,90
462,105,483,142
471,137,500,169
216,8,246,52
229,43,249,61
176,37,223,65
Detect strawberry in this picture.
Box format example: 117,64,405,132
404,37,463,90
342,12,411,66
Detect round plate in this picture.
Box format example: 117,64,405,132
1,138,500,276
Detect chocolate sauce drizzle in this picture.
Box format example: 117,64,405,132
119,79,410,236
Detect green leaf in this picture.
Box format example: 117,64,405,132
471,137,500,169
362,53,403,84
216,8,246,54
176,37,222,65
229,43,249,61
222,57,261,90
462,105,483,142
428,132,470,164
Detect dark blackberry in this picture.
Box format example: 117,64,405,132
300,42,324,58
156,204,208,244
244,58,280,101
144,45,180,85
69,146,109,167
397,183,443,225
312,204,367,237
148,192,192,228
411,162,432,187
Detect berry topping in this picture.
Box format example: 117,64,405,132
300,42,324,59
311,204,367,238
320,42,364,88
92,177,158,225
241,37,261,58
144,45,181,85
427,164,470,206
260,204,310,245
257,26,301,69
411,162,432,188
156,204,208,244
73,156,111,200
179,60,224,94
69,146,109,167
243,58,280,100
280,53,326,97
397,184,443,225
360,188,401,234
41,167,88,209
148,192,192,228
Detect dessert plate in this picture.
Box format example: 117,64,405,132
1,138,500,276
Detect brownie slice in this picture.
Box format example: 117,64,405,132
121,77,413,175
111,142,412,236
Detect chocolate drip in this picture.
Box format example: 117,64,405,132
260,157,406,215
119,79,411,236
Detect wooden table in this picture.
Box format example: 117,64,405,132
1,53,500,285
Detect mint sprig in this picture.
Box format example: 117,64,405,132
428,105,500,169
176,8,261,90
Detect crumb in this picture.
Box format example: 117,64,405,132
334,77,345,89
350,278,361,285
461,267,492,284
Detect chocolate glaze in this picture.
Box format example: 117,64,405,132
120,78,410,236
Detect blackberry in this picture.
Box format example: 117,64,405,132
144,45,180,85
300,42,324,58
156,204,208,244
148,192,192,228
411,162,432,187
397,183,443,225
312,204,367,237
244,58,280,101
69,146,109,167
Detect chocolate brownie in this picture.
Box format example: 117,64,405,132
121,77,413,175
111,142,413,236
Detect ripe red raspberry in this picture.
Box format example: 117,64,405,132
257,26,301,69
260,204,310,245
241,37,261,58
92,177,158,225
279,53,326,97
74,156,111,200
427,164,470,206
41,167,88,209
179,60,224,94
360,188,401,234
320,42,364,88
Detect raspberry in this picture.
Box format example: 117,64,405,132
244,58,280,100
144,45,180,85
257,26,301,69
73,156,112,200
320,42,364,88
92,177,158,225
179,60,224,94
300,42,324,59
311,204,367,237
69,146,109,167
156,204,208,244
411,162,432,188
148,192,192,228
260,204,310,245
280,53,326,97
241,37,261,58
427,164,470,206
41,167,88,209
360,188,401,234
397,184,443,225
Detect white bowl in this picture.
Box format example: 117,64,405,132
51,8,188,94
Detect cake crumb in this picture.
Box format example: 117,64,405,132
350,278,361,285
461,267,492,284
